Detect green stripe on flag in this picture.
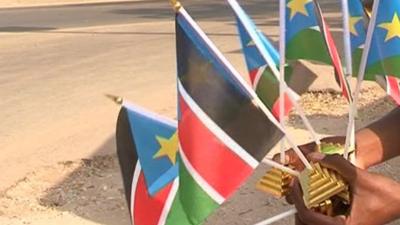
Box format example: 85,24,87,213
352,48,363,76
254,65,295,112
286,29,331,64
164,190,191,225
165,158,219,225
255,70,280,109
365,56,400,81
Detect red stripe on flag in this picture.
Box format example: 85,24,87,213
133,172,173,225
387,76,400,106
271,93,294,121
318,5,352,103
249,68,259,85
178,95,254,199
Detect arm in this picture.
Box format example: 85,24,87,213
277,108,400,170
356,108,400,169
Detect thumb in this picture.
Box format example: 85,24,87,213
309,153,357,183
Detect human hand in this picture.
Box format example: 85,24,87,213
291,154,400,225
273,136,346,171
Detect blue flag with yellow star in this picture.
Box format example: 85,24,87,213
285,0,331,64
235,9,279,73
365,0,400,80
348,0,368,75
123,102,178,196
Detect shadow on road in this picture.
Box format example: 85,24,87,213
37,136,131,225
39,30,239,37
0,26,56,32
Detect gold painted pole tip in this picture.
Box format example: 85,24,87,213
104,94,123,105
170,0,182,11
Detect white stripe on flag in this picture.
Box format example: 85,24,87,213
178,81,259,168
123,101,177,128
179,145,225,204
130,162,142,223
157,178,180,225
253,65,267,89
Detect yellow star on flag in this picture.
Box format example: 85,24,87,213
379,12,400,42
349,16,362,36
287,0,311,20
153,132,179,164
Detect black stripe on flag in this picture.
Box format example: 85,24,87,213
176,14,283,161
116,106,138,212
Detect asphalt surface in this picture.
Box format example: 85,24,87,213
0,0,341,31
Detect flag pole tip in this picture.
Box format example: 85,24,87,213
104,94,123,105
170,0,181,11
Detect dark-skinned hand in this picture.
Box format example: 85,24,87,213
272,136,346,171
291,153,400,225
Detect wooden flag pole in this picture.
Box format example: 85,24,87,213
344,0,380,159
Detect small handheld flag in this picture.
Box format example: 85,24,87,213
230,0,299,119
116,103,180,225
364,0,400,80
285,0,331,64
314,1,353,103
347,0,400,105
286,0,353,103
376,75,400,106
348,0,368,76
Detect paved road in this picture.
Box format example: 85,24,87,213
0,0,341,31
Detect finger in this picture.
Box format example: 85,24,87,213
291,179,344,225
272,150,305,170
272,151,291,164
285,193,294,205
295,214,307,225
307,152,326,163
312,154,357,182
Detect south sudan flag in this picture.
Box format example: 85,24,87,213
314,1,353,103
285,0,331,64
116,102,182,225
348,0,368,76
228,0,300,120
376,75,400,106
286,0,352,102
175,6,284,224
365,0,400,80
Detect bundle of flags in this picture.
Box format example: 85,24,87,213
229,0,300,119
347,0,400,105
116,0,400,224
233,0,353,114
116,3,284,225
286,0,352,102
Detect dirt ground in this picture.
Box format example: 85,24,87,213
1,87,399,225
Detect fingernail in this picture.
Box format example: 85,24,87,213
308,152,326,162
